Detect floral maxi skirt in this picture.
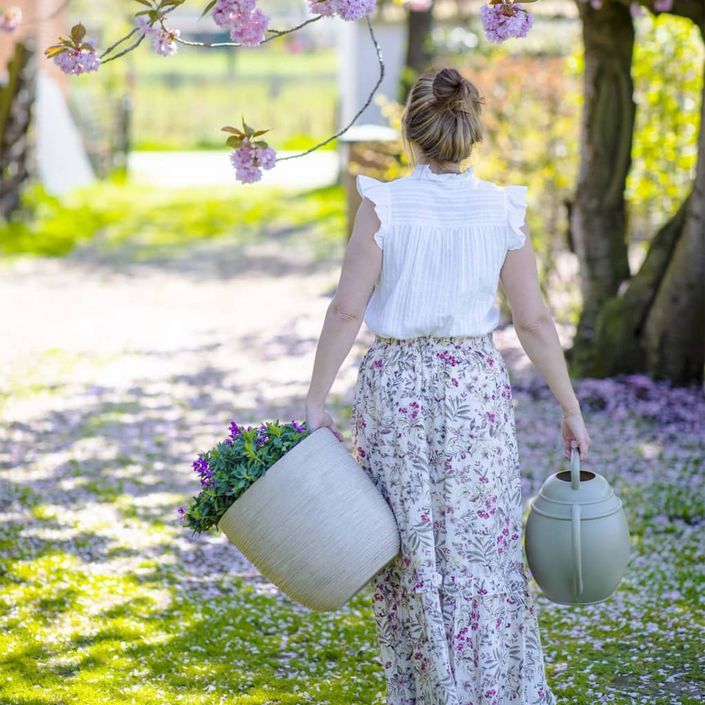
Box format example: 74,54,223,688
351,333,558,705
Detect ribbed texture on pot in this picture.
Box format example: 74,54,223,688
217,427,401,611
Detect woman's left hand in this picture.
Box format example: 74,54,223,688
305,404,344,442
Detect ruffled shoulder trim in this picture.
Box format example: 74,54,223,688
503,184,528,251
356,174,391,250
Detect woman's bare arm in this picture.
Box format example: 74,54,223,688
304,197,383,436
499,224,581,416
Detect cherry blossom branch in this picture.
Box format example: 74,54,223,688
276,15,385,162
169,15,324,48
99,28,145,62
100,1,181,61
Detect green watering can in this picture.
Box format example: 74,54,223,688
524,444,631,605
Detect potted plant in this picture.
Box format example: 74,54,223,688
178,419,400,612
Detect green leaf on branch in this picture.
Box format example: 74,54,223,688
226,136,243,148
134,0,153,7
200,0,218,18
44,45,67,58
70,23,86,43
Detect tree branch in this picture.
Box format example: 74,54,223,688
276,15,386,162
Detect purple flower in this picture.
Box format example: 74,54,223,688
308,0,376,21
213,0,257,27
229,7,269,47
230,141,277,184
480,2,534,44
192,454,213,487
255,423,270,446
229,421,241,438
177,506,186,521
291,419,306,433
152,26,180,56
436,350,459,366
53,43,101,75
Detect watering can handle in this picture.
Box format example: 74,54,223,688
570,444,580,490
570,446,584,596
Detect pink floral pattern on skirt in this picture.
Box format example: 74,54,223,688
351,333,558,705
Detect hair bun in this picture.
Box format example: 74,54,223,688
432,67,470,113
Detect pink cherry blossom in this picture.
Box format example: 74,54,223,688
336,0,378,21
230,140,277,183
213,0,257,27
0,5,21,32
212,0,269,46
53,39,101,75
480,2,534,44
308,0,377,22
630,2,644,16
152,26,181,56
135,15,180,56
228,8,269,47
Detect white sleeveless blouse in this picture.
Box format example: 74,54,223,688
356,163,528,340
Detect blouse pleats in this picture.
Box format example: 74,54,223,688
356,165,528,339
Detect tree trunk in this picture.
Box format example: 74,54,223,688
567,1,636,374
574,8,704,385
0,38,36,221
398,6,435,105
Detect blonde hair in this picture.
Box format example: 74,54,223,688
401,66,485,167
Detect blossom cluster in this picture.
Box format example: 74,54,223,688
212,0,269,47
0,5,21,33
53,39,101,75
135,15,181,56
307,0,377,22
480,1,534,44
230,139,277,183
46,23,102,75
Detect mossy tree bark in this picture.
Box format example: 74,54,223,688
590,53,704,385
567,1,636,374
0,38,36,221
568,1,704,385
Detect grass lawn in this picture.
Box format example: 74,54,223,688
0,178,345,258
77,45,340,151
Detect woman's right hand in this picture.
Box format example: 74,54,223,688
561,411,591,460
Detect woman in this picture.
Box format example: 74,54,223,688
304,66,591,705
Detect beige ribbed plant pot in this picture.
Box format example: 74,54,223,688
217,426,401,611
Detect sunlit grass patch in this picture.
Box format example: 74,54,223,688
0,179,345,260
